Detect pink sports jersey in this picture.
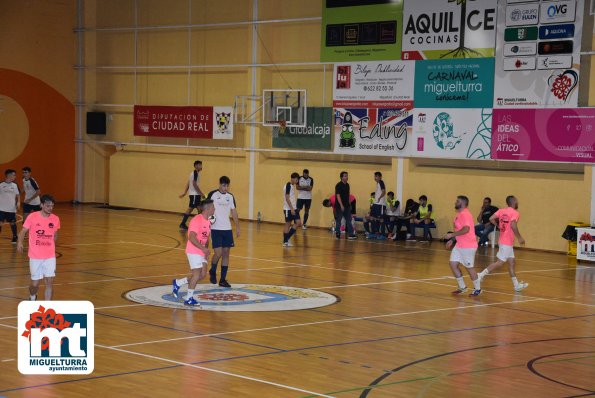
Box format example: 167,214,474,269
454,208,477,249
186,214,211,256
329,194,355,207
23,211,61,259
495,207,520,246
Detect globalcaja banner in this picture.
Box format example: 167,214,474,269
333,61,415,109
412,108,492,160
414,58,495,108
333,107,413,156
272,107,333,150
133,105,233,140
321,0,403,62
402,0,497,60
493,0,584,108
491,108,595,163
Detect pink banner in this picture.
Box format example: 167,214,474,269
134,105,213,138
491,108,595,163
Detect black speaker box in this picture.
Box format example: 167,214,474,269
86,112,106,135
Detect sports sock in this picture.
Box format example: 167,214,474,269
186,289,194,300
511,276,519,288
473,278,480,290
283,232,289,243
175,277,188,286
10,224,17,238
221,266,229,281
210,261,219,274
181,213,190,226
456,277,465,289
287,227,296,240
303,212,309,225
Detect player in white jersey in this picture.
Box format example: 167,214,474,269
297,169,314,230
21,166,41,221
206,176,240,288
368,171,387,240
0,169,20,243
283,172,301,247
179,160,204,230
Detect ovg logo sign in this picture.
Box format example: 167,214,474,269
18,301,94,374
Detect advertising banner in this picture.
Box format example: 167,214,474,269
414,58,495,108
321,0,403,62
402,0,497,60
133,105,233,140
272,107,333,150
491,108,595,162
411,108,492,159
577,228,595,261
494,0,584,108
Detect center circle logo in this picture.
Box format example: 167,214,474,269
124,284,339,311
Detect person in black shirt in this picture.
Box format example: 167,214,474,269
392,198,418,241
334,171,357,240
475,197,499,246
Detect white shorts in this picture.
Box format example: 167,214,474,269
186,253,206,270
497,245,515,262
450,247,477,268
30,258,56,280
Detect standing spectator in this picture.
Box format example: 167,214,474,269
412,195,434,241
179,160,204,230
297,169,314,230
370,172,387,240
385,192,401,239
334,171,357,240
0,169,20,243
21,166,41,222
475,197,498,246
282,172,302,247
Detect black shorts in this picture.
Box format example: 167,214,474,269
370,204,386,218
0,211,16,223
188,195,202,209
283,210,301,222
296,199,312,211
211,230,235,248
23,204,41,213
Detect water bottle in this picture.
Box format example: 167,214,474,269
257,211,261,224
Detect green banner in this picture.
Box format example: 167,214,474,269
272,107,332,150
321,0,403,62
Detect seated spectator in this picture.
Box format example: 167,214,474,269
475,197,498,246
392,198,418,241
384,192,401,239
364,192,376,238
412,195,434,241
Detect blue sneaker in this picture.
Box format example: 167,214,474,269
376,235,387,241
184,297,201,306
172,279,180,299
469,289,482,297
367,234,377,239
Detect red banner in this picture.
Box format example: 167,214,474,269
134,105,214,138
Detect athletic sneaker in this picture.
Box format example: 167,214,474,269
30,295,37,301
451,287,468,295
406,236,416,241
348,235,357,240
184,297,201,306
367,233,377,239
209,271,217,284
302,225,307,230
514,282,529,292
219,280,231,288
171,279,181,299
283,241,293,247
11,236,17,244
179,224,188,231
335,234,341,240
469,289,482,297
376,235,386,241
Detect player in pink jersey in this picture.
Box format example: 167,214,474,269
478,195,528,292
171,199,215,306
16,194,60,301
444,195,482,297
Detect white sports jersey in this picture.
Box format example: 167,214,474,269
188,170,200,196
0,182,19,213
207,189,236,230
297,176,314,200
283,182,296,211
374,180,386,206
23,177,41,206
386,201,401,216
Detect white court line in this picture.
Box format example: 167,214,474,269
1,358,15,362
313,276,452,290
111,298,546,349
98,344,334,398
0,323,16,329
0,303,147,321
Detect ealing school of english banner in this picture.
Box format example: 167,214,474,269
272,107,333,150
493,0,584,108
412,108,492,160
133,105,234,140
414,58,495,108
402,0,497,60
333,61,414,156
321,0,403,62
491,108,595,162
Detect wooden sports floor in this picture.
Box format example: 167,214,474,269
0,205,593,397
